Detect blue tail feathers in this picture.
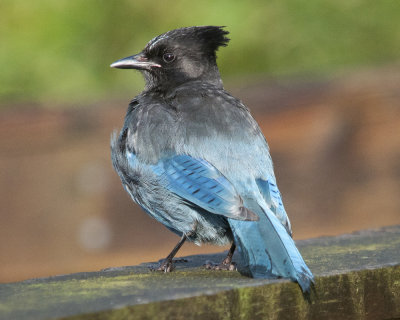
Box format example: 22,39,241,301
229,204,314,293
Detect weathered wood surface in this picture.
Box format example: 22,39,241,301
0,225,399,320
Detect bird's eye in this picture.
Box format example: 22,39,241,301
163,53,175,63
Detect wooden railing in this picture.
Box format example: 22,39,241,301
1,225,399,319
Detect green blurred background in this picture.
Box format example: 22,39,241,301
1,1,400,283
1,0,400,105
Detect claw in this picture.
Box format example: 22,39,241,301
204,260,237,271
149,258,189,273
158,260,175,272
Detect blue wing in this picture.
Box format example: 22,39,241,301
127,152,259,221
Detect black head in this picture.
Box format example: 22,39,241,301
111,26,230,91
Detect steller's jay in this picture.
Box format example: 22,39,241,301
110,26,314,292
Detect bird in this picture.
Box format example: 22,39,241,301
110,26,314,292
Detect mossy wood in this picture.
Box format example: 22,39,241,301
1,225,399,320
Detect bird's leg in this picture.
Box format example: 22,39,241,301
204,243,237,271
222,243,236,265
157,233,188,272
156,224,198,273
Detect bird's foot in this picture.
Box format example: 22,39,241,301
157,259,174,272
204,260,237,271
150,258,189,273
149,259,174,272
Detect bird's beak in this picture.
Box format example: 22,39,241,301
110,53,161,70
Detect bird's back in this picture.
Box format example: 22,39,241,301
114,81,291,231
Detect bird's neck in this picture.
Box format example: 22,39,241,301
147,77,223,96
144,62,223,93
199,64,224,88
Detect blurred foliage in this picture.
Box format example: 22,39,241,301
1,0,400,105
